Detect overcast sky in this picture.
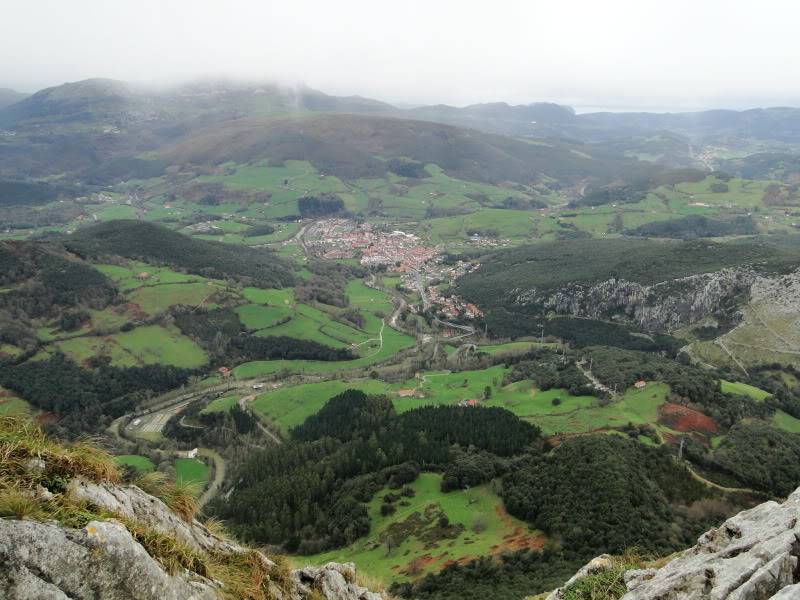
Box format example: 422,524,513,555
3,0,799,111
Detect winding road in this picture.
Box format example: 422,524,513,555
237,394,283,445
576,359,615,396
196,448,226,509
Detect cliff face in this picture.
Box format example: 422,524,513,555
547,486,800,600
0,478,383,600
511,267,759,331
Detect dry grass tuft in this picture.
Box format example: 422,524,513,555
203,516,231,538
208,549,292,600
0,416,119,487
133,471,199,522
356,571,390,595
561,550,649,600
0,484,50,520
117,515,210,576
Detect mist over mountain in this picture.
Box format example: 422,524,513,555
6,69,800,600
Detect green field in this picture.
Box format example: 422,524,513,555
236,304,292,330
0,343,24,359
720,380,771,401
241,286,294,306
174,458,210,487
114,454,155,472
306,473,541,582
88,305,139,330
251,380,392,433
346,280,394,314
476,341,556,355
93,204,138,221
94,262,200,292
237,302,414,378
423,208,535,244
128,282,222,314
773,409,800,433
518,382,670,436
201,395,239,414
55,325,207,368
250,366,606,436
0,388,31,416
257,304,352,349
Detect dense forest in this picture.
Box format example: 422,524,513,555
505,349,598,397
0,353,192,436
482,311,681,352
455,236,800,347
0,241,120,352
0,179,83,207
297,194,345,218
164,400,262,448
711,421,800,496
393,435,734,600
392,549,581,600
503,436,718,557
626,215,758,239
457,236,800,293
213,390,540,553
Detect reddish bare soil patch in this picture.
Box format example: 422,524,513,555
661,431,679,445
400,553,448,577
441,555,475,569
494,505,546,551
34,411,57,425
659,403,717,434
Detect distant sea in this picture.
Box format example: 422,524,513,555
572,105,706,115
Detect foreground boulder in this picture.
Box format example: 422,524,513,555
548,487,800,600
0,511,384,600
0,482,386,600
1,518,219,600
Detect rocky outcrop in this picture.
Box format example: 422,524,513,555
0,481,386,600
512,267,758,331
68,477,241,555
293,563,383,600
0,518,220,600
548,487,800,600
545,555,615,600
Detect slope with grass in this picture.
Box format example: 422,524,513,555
160,113,653,187
0,385,31,416
54,325,207,369
306,472,543,583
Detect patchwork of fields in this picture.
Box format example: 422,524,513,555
246,365,674,437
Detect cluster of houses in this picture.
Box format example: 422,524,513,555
426,287,483,320
304,219,437,272
395,388,479,407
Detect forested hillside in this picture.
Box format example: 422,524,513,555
214,390,539,552
65,220,295,288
